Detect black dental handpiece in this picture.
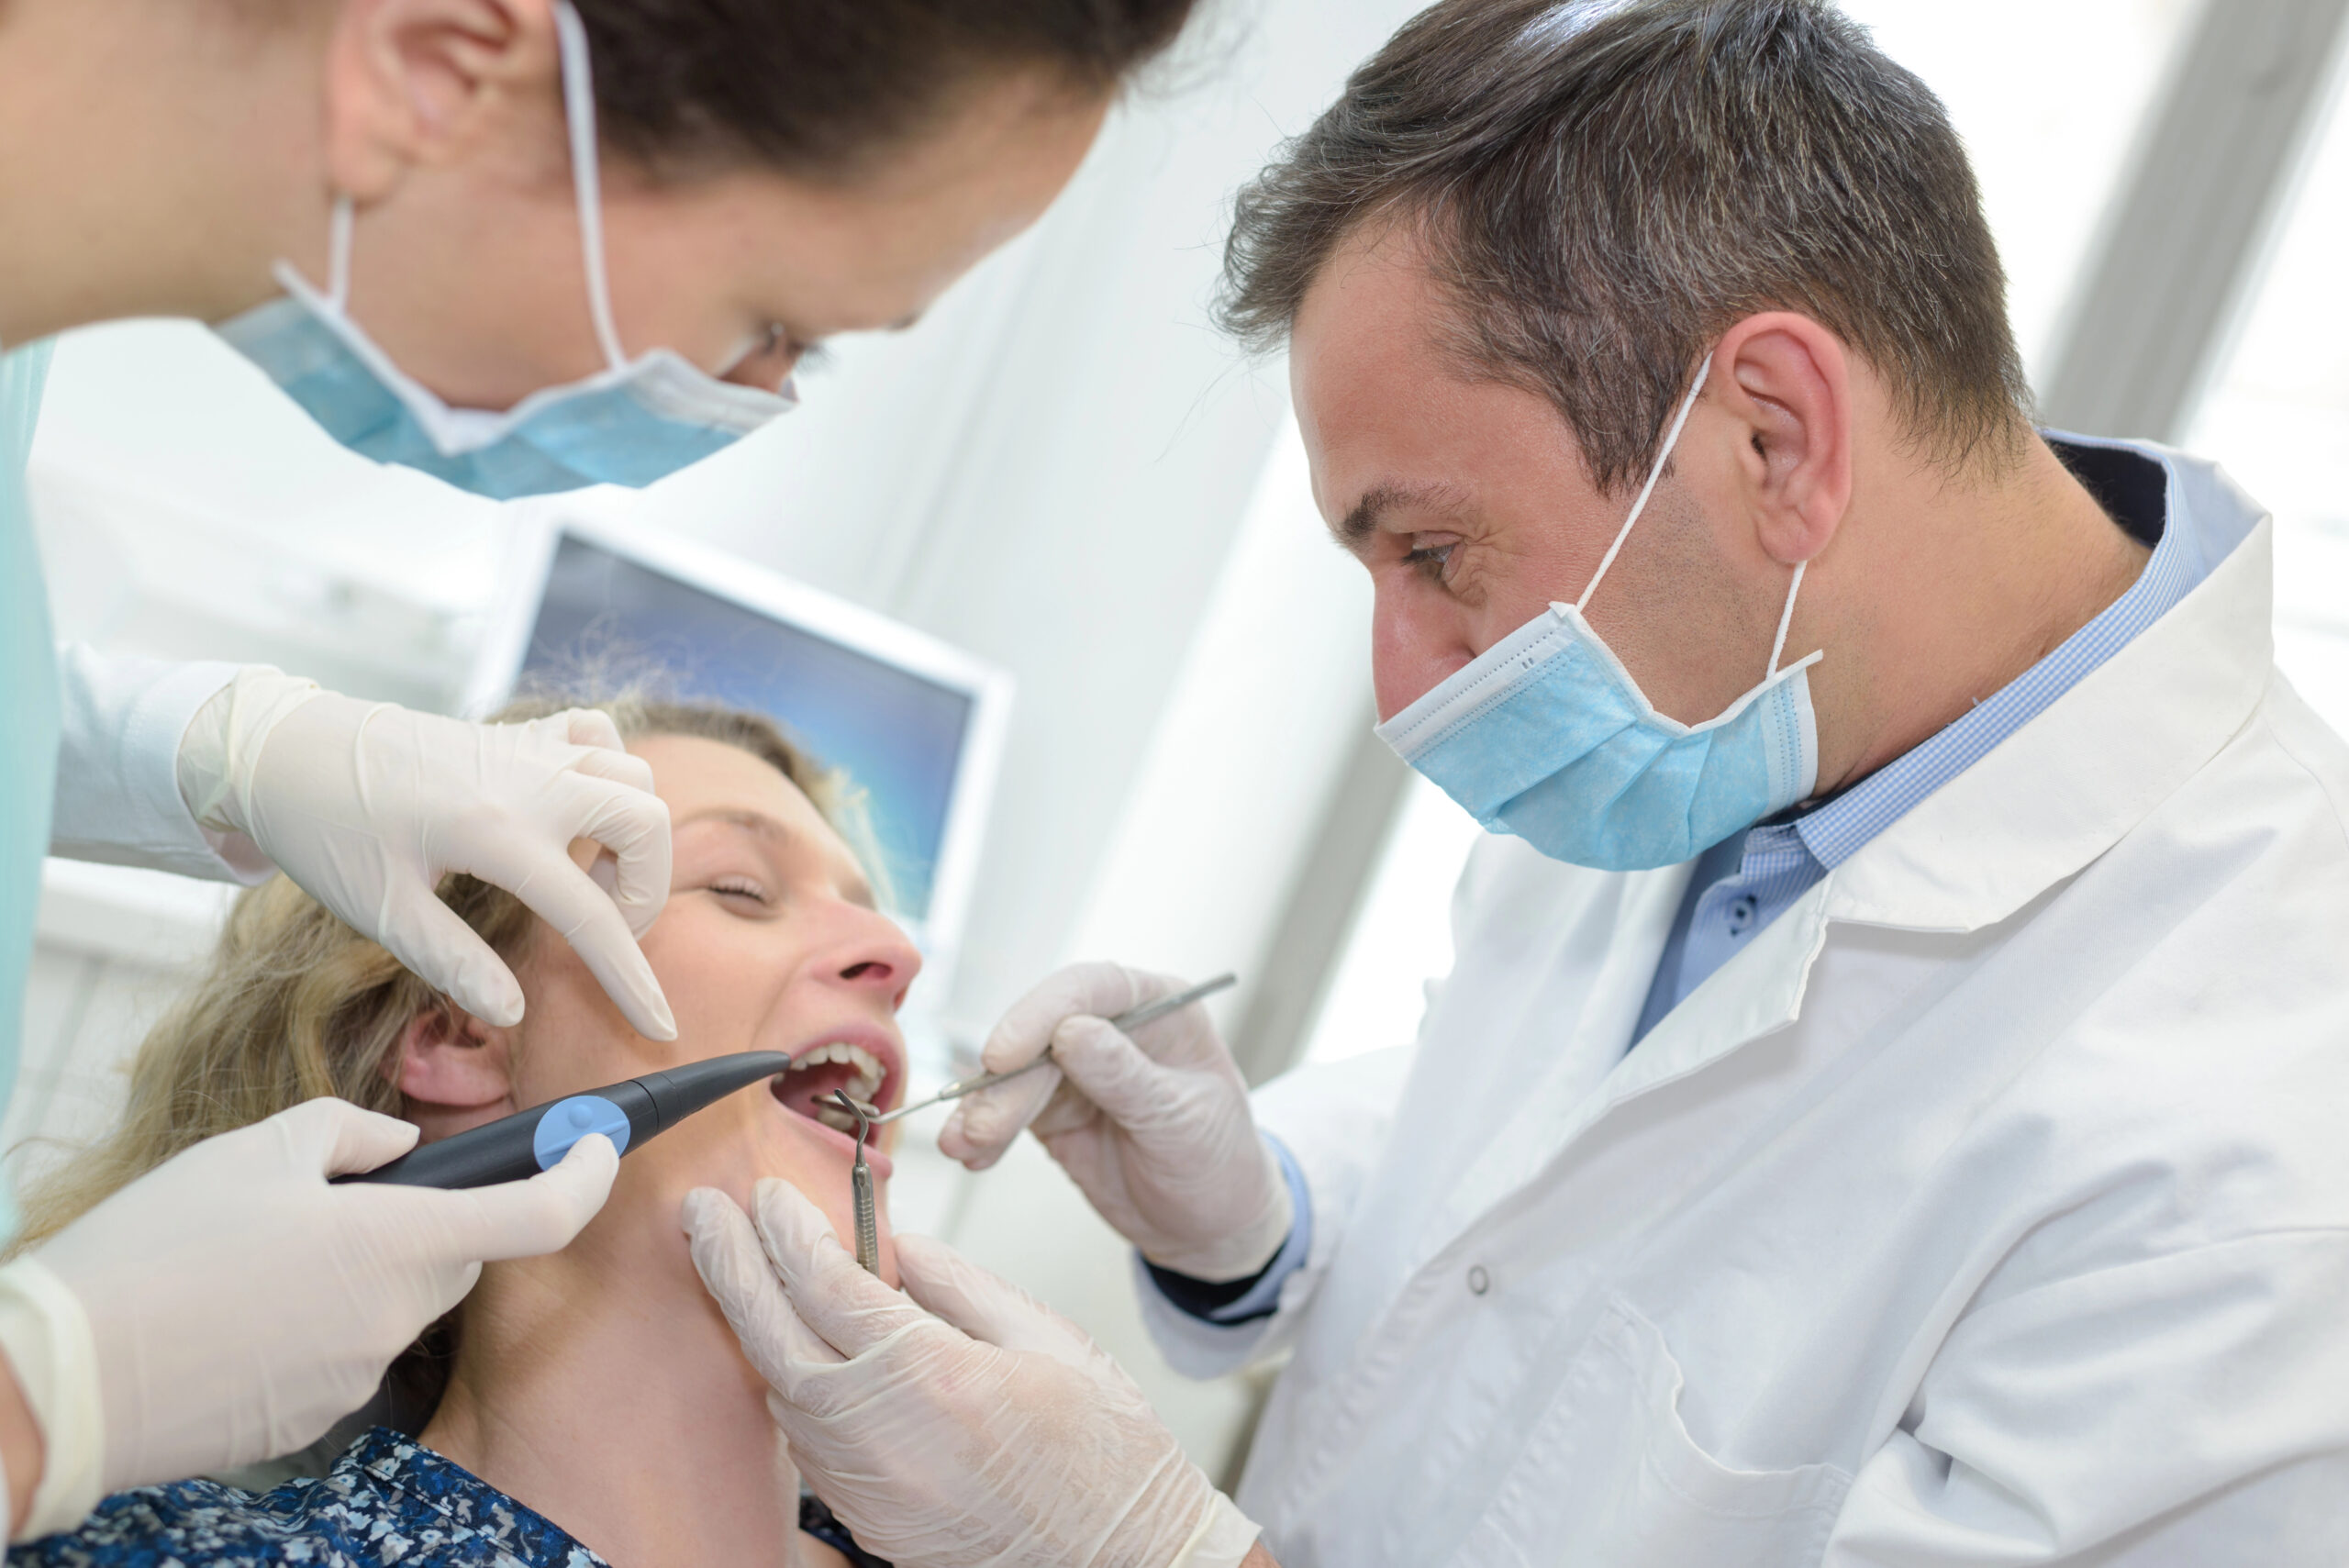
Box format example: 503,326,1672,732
336,1051,794,1189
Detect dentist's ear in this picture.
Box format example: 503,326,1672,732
393,1001,520,1143
323,0,563,203
1712,312,1856,571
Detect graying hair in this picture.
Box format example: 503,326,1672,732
1219,0,2033,490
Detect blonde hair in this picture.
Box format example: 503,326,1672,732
11,695,859,1252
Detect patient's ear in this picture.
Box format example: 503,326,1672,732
394,1005,518,1142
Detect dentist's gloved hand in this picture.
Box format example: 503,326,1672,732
176,669,675,1040
684,1181,1264,1568
0,1098,618,1539
941,962,1290,1282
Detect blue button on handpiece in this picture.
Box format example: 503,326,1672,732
532,1095,634,1170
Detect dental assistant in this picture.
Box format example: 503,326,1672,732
688,2,2349,1564
0,0,1190,1542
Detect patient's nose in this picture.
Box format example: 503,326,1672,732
822,905,923,1006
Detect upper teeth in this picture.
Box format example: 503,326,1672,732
790,1041,885,1106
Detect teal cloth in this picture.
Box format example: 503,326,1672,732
0,340,59,1240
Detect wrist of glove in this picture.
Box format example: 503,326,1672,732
685,1178,1265,1568
174,668,319,882
941,962,1292,1284
0,1258,102,1539
1131,1126,1292,1285
174,673,675,1040
0,1100,615,1534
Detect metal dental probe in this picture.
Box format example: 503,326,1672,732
848,972,1239,1129
831,1089,882,1275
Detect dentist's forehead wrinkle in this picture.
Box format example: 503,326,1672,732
1335,480,1472,551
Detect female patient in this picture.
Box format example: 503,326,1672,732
8,699,909,1568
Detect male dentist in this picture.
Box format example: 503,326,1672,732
688,2,2349,1562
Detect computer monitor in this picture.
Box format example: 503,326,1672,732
467,505,1013,1022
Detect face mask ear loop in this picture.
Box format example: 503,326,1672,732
1767,560,1809,678
1574,356,1713,615
327,196,356,315
550,0,629,373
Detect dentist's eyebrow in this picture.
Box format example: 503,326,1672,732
676,806,878,911
1335,481,1469,553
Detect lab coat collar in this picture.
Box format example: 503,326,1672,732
1827,439,2272,934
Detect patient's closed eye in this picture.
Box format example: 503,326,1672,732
709,875,773,906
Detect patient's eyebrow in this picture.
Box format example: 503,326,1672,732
677,806,796,840
675,806,879,910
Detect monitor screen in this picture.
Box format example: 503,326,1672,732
517,533,975,920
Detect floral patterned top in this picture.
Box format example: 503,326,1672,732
9,1429,605,1567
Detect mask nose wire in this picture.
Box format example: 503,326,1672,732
550,0,630,374
1574,355,1713,616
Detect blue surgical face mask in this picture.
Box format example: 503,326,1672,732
217,2,795,499
1375,359,1822,871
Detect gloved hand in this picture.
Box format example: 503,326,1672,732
0,1098,618,1538
684,1180,1264,1568
177,670,675,1039
940,962,1291,1282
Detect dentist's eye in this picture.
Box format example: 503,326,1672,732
1404,539,1458,581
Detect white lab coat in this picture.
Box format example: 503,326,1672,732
1150,445,2349,1564
48,647,248,879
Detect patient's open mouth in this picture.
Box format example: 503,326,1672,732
774,1042,891,1134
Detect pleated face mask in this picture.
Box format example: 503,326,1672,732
1375,359,1823,872
217,1,796,499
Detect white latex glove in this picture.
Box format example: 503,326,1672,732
0,1098,618,1538
940,962,1291,1283
177,670,675,1039
684,1180,1263,1568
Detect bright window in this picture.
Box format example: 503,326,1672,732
1301,776,1482,1066
1837,0,2197,380
2184,61,2349,733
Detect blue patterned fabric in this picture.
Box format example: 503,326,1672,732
1630,435,2213,1045
9,1429,608,1567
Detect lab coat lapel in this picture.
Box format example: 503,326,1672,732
1434,865,1829,1242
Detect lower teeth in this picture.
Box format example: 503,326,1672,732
812,1103,859,1134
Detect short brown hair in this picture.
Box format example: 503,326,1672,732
1219,0,2032,488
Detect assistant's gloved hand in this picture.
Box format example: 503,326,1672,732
0,1098,617,1539
940,962,1291,1282
177,670,675,1039
684,1181,1263,1568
